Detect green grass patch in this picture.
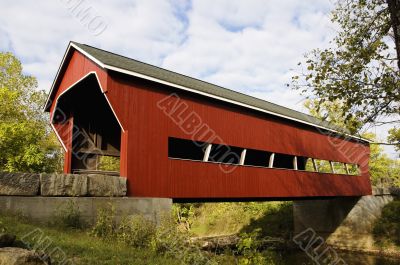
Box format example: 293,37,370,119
0,214,178,265
373,199,400,248
189,201,293,239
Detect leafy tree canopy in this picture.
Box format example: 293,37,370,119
0,52,62,172
291,0,400,149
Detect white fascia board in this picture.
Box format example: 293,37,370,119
47,42,371,143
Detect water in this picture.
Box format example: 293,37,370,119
271,250,400,265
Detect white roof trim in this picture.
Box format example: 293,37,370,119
50,71,125,151
46,42,371,143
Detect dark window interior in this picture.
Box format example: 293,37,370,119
168,137,205,161
297,156,308,170
244,149,271,167
209,145,242,164
273,153,295,169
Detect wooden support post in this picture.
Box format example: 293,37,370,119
240,149,247,165
330,161,335,174
344,163,349,175
312,158,318,172
203,144,212,162
269,153,275,168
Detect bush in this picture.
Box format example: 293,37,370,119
150,214,213,265
90,203,116,239
236,228,266,265
117,215,156,248
0,220,6,233
373,200,400,246
53,200,83,229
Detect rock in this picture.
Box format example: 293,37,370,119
87,174,127,197
0,233,16,247
0,247,50,265
0,172,40,196
40,174,88,196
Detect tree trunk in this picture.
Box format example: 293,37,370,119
387,0,400,70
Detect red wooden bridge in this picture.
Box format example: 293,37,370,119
45,42,372,200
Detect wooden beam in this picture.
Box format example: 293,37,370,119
293,156,298,170
312,159,318,172
269,153,275,168
203,144,212,162
240,149,247,165
329,161,335,174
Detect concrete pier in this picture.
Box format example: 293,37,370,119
0,196,172,225
293,188,397,250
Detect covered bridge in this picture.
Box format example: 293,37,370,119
44,42,372,200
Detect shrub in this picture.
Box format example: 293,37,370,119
173,203,195,231
117,215,156,248
373,200,400,246
236,228,266,265
0,220,6,233
90,203,116,239
150,213,213,265
53,200,83,229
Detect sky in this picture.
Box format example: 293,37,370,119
0,0,396,157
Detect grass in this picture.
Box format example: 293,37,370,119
0,214,178,265
0,201,294,265
373,199,400,249
189,201,293,239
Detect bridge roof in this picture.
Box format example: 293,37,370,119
46,41,370,143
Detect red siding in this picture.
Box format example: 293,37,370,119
105,73,371,198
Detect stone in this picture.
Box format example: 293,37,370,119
0,172,40,196
40,174,88,196
0,247,50,265
87,174,127,197
0,233,16,247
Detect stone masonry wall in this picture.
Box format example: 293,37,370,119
0,172,127,197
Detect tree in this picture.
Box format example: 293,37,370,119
291,0,400,150
0,52,62,173
387,0,400,69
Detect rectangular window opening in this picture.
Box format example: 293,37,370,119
347,164,360,175
273,153,295,170
296,156,309,171
168,137,205,161
314,159,332,173
305,158,316,172
208,144,242,164
244,149,271,167
332,162,347,174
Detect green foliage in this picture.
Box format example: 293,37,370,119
0,214,179,265
0,52,62,173
90,203,116,239
388,127,400,152
173,203,195,231
236,228,266,265
98,156,120,171
0,220,6,233
304,99,400,186
291,0,400,146
373,200,400,246
190,202,293,241
53,200,83,229
117,215,156,248
150,213,213,265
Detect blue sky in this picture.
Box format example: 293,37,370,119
0,0,396,156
